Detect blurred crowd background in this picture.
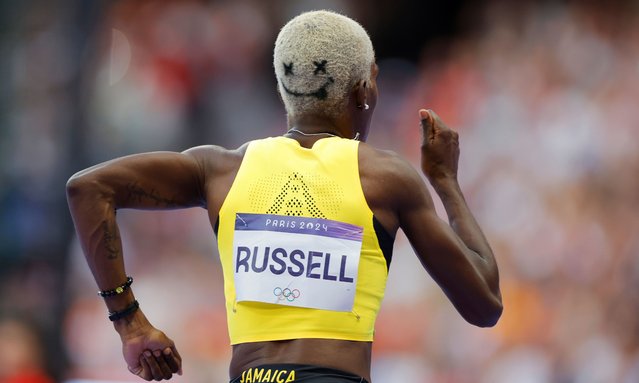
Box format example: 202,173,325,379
1,0,638,382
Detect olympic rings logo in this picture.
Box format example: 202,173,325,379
273,287,301,302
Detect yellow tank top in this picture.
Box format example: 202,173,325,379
217,136,392,345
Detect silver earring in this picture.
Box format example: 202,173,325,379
364,103,369,110
354,132,360,141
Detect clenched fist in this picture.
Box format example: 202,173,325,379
419,109,460,183
117,314,183,381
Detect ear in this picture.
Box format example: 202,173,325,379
355,80,367,109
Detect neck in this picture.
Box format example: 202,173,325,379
287,113,352,137
287,128,339,138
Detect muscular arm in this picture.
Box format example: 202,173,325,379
66,146,217,380
66,149,206,306
392,110,502,327
397,169,502,327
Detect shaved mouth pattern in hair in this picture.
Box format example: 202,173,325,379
281,77,335,100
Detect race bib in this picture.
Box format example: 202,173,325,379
232,213,363,312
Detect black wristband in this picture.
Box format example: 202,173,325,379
98,276,133,298
108,300,140,321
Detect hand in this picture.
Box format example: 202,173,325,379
120,324,183,381
419,109,460,183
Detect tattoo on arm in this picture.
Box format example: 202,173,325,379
101,220,120,260
125,182,179,207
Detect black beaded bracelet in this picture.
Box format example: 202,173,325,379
108,300,140,321
98,276,133,298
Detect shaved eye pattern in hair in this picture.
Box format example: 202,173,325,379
313,60,327,75
284,62,294,76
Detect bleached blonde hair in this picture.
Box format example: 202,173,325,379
274,10,375,119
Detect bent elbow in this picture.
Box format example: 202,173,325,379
66,172,110,202
477,301,503,328
469,295,503,328
66,173,92,200
66,174,81,199
455,287,502,328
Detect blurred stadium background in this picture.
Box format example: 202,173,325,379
1,0,639,382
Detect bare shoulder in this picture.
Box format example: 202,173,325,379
181,142,251,212
358,142,433,233
358,142,426,197
182,142,250,175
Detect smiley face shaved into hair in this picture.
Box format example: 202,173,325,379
280,60,335,100
274,10,374,118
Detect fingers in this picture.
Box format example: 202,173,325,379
419,109,459,142
144,350,173,381
128,358,153,381
128,363,144,377
163,347,183,376
419,109,435,142
419,108,431,122
155,349,175,379
132,350,178,381
172,346,183,375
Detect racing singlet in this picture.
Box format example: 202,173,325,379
217,136,393,344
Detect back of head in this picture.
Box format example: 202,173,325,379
274,10,374,120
